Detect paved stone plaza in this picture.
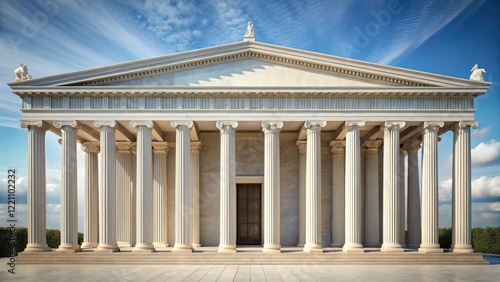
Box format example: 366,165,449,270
1,257,499,281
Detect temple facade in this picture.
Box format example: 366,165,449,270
9,33,490,254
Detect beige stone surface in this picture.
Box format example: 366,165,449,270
2,256,498,281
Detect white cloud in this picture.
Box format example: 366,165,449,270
46,183,57,193
439,175,500,203
471,176,500,201
472,125,493,139
439,177,453,202
489,202,500,212
471,140,500,166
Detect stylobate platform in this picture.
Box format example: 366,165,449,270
16,247,488,265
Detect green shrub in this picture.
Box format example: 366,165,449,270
439,228,452,248
472,227,500,254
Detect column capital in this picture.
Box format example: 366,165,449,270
304,121,326,132
20,120,48,131
422,121,444,134
345,121,365,128
400,146,407,157
171,120,194,129
191,141,202,154
329,140,346,155
384,121,406,130
455,121,478,130
363,140,382,155
130,120,154,128
216,121,238,133
296,141,307,155
116,142,134,153
153,142,169,153
261,121,284,134
403,139,421,153
54,120,80,129
81,142,100,153
93,120,116,128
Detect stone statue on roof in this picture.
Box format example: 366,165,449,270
244,22,255,41
469,64,486,81
245,22,254,37
15,63,32,81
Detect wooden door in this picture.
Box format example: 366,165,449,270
237,184,262,245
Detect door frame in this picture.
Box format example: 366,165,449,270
236,176,263,246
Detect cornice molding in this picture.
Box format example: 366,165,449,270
11,86,489,99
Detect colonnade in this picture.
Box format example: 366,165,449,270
20,119,477,253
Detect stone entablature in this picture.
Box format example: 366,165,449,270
22,96,474,110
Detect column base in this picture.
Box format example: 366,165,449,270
133,243,156,253
81,242,98,249
95,244,120,253
24,243,52,252
192,243,202,248
172,243,194,253
342,243,364,253
117,242,132,248
418,244,443,253
381,243,404,252
153,243,170,248
57,243,82,252
452,244,474,253
263,244,281,253
303,243,323,253
218,244,237,253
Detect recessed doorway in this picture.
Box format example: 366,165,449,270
236,183,262,245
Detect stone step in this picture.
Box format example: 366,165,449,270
17,250,488,265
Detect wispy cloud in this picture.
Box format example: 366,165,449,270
472,125,493,140
368,0,478,64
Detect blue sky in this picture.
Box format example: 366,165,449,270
0,0,499,232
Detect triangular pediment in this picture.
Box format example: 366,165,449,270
9,40,491,92
100,58,389,87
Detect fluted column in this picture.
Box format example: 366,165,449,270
262,121,283,253
191,141,202,248
399,147,407,247
131,121,155,252
381,121,405,252
297,141,307,247
93,120,119,252
54,121,82,252
419,121,444,253
303,121,326,253
452,121,477,253
330,141,345,247
81,142,100,248
153,142,169,248
171,121,194,253
343,121,365,252
364,140,382,247
217,121,238,253
404,139,421,248
116,142,136,248
21,120,51,252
